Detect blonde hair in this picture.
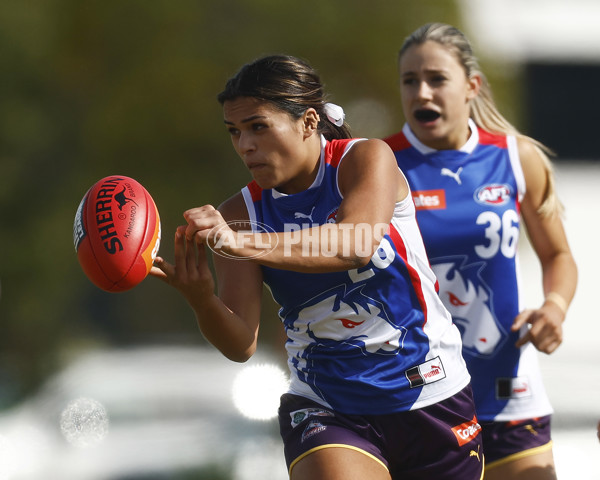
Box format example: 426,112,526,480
399,23,562,216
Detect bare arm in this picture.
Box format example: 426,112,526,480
189,139,406,273
512,138,578,353
152,140,405,360
150,196,263,362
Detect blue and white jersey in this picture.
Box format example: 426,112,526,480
241,135,470,415
384,120,552,421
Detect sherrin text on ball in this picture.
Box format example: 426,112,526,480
73,175,161,292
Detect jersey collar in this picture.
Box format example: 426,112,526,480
402,119,479,155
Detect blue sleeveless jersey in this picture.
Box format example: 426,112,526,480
384,121,552,421
241,136,469,415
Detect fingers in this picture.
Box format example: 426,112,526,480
174,227,188,273
185,230,199,272
149,206,221,298
529,316,562,353
195,236,209,264
540,338,561,354
175,227,208,280
513,307,563,353
149,256,172,281
183,205,224,242
511,309,533,332
150,228,204,285
514,329,531,349
512,309,533,348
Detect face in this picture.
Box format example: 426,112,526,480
223,97,321,194
399,40,480,150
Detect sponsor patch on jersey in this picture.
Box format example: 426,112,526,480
405,356,446,388
451,415,482,446
412,189,446,210
290,408,334,428
496,376,531,399
474,184,511,206
301,420,327,443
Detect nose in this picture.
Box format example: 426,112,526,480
236,131,256,157
416,81,433,101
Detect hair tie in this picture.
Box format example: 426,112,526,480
323,103,345,127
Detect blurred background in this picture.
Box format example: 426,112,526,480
0,0,598,478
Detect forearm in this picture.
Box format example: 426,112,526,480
541,251,578,311
214,222,387,273
190,293,258,362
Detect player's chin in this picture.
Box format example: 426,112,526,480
411,118,442,133
252,176,278,191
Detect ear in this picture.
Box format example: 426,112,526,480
466,73,482,101
302,108,320,138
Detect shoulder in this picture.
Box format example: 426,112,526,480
338,138,407,199
344,138,396,162
339,138,399,177
516,136,551,209
517,137,547,184
217,191,249,222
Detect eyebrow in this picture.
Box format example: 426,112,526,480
224,114,267,125
401,68,447,78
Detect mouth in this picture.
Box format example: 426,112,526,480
414,109,441,123
246,162,266,171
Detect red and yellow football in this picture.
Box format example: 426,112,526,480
73,175,161,292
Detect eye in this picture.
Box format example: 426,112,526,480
402,77,418,86
429,75,447,85
252,122,268,131
227,127,240,136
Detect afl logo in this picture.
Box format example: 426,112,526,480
474,184,511,206
207,219,278,260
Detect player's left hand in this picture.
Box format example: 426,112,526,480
511,303,564,354
182,205,238,255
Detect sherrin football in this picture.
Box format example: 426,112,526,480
73,175,161,292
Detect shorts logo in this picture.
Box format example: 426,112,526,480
469,445,481,462
474,184,511,206
412,190,446,210
524,424,539,436
405,356,446,388
452,415,482,446
290,408,334,428
301,420,327,443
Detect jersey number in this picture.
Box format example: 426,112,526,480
348,238,395,283
474,210,519,259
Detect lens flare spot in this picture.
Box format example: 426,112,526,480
232,364,289,421
59,397,109,448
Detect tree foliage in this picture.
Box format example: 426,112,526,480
0,0,462,398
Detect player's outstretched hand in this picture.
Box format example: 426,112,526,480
150,225,216,305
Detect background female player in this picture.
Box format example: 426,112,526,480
151,54,484,479
384,23,578,480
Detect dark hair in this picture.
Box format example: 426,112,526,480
217,54,351,140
